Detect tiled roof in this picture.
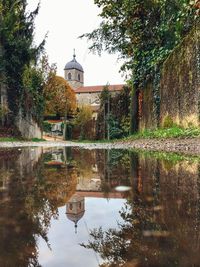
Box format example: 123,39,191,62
75,84,124,93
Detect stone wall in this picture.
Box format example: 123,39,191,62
15,110,42,139
139,23,200,129
64,68,84,89
139,83,158,130
160,24,200,127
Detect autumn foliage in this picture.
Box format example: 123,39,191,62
44,75,76,116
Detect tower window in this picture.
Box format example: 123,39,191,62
68,73,72,80
78,74,80,81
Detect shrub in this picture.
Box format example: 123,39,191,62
74,105,93,140
43,121,52,132
65,123,73,140
107,115,123,139
121,116,130,136
162,115,174,128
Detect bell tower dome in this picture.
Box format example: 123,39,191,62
64,50,84,89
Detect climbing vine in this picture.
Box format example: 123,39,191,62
152,68,161,126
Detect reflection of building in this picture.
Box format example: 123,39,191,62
0,176,8,191
66,194,85,233
45,151,65,167
77,177,101,191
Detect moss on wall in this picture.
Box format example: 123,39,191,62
139,23,200,130
160,23,200,128
139,82,158,130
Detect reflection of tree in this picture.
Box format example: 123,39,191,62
40,165,77,207
82,154,200,267
100,150,131,197
81,200,163,267
71,148,97,179
0,154,44,267
0,148,78,267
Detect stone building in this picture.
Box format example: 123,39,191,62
64,51,84,89
64,52,124,109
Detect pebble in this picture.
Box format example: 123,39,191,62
0,138,199,155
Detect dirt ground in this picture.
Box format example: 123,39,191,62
0,138,199,155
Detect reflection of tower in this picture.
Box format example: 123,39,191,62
66,194,85,233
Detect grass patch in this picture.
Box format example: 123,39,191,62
127,126,200,140
0,137,46,142
69,126,200,143
31,138,46,142
0,137,22,142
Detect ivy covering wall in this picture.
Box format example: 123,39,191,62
139,23,200,129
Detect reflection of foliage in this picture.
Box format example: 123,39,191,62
82,152,200,267
99,150,131,197
81,200,170,267
41,166,77,207
72,149,97,179
81,203,137,267
0,148,78,267
107,150,130,168
133,149,200,164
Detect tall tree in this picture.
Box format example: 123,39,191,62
82,0,198,87
0,0,45,125
74,105,93,140
0,1,10,125
81,0,198,133
44,75,77,117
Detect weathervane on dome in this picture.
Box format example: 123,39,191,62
73,48,76,60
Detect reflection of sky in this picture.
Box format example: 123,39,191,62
38,198,126,267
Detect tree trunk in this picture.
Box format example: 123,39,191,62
130,86,139,134
0,38,8,127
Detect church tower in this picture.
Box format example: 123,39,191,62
64,50,84,89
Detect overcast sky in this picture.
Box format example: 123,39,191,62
27,0,125,86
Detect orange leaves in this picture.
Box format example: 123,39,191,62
44,75,76,116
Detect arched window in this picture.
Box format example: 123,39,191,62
69,203,73,210
68,73,72,80
78,74,80,81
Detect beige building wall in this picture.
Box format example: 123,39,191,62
76,91,120,106
76,92,100,106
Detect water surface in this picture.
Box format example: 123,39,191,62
0,147,199,267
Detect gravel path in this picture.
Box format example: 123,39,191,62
0,138,199,155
